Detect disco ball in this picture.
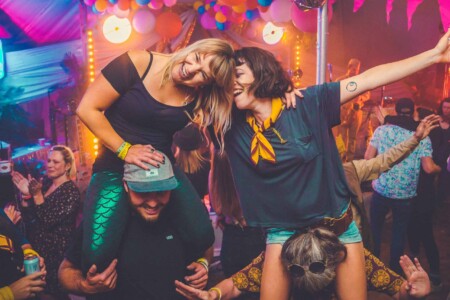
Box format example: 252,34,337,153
293,0,326,11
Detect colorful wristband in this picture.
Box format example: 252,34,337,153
209,287,222,300
116,142,132,161
196,257,209,272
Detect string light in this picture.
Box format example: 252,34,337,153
292,34,302,88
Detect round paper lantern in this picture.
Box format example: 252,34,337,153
117,0,130,10
218,0,245,6
109,0,118,4
200,13,217,29
269,0,291,22
113,5,130,17
136,0,151,5
291,4,317,32
245,9,258,21
130,0,140,10
148,0,163,10
228,11,244,23
293,0,325,11
132,9,156,33
92,5,102,14
259,6,272,21
95,0,108,12
258,4,269,12
156,11,182,38
246,0,258,10
193,1,203,10
103,15,132,43
84,0,96,6
216,21,226,31
262,21,284,45
232,3,246,13
163,0,177,7
215,11,227,23
198,6,206,14
257,0,272,7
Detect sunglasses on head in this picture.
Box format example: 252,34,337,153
287,260,327,277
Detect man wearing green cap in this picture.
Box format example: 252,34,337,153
58,152,211,299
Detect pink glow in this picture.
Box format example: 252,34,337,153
353,0,366,13
386,0,394,23
438,0,450,31
407,0,424,30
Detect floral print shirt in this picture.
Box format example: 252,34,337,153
370,125,432,199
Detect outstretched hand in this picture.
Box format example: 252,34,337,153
434,29,450,64
11,171,30,196
414,114,441,140
399,255,430,298
82,259,118,294
175,280,214,300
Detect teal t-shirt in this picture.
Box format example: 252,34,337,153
225,82,351,228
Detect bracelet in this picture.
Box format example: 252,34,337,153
116,142,132,160
208,287,222,300
196,257,209,272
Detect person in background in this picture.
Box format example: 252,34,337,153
172,123,211,201
76,38,234,272
12,145,80,300
58,154,210,299
0,204,47,300
334,58,371,161
175,228,430,300
436,97,450,203
365,99,441,274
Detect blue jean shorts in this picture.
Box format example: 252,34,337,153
266,220,362,245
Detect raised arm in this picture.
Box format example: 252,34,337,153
355,114,440,181
340,30,450,104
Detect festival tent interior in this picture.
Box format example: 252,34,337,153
0,0,449,189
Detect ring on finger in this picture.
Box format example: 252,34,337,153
150,148,155,153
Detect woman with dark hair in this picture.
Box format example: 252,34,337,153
210,31,450,300
12,145,80,299
76,39,235,271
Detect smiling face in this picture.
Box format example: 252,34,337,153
171,52,215,88
125,184,171,223
233,62,258,110
47,150,70,179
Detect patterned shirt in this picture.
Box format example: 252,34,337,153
370,125,432,199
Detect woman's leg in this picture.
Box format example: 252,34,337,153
335,242,367,300
260,244,291,300
82,171,129,272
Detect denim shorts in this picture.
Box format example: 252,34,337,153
266,220,362,245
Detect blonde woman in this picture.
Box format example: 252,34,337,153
12,145,80,299
76,39,235,272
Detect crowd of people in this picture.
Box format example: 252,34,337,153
0,30,450,300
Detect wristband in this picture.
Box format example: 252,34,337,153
208,287,222,300
196,257,209,272
116,142,132,160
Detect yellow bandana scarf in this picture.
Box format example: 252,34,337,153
246,98,286,165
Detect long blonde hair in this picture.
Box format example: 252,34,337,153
161,39,235,151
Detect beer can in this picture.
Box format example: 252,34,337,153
24,255,40,275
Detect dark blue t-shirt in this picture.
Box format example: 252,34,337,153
225,82,351,228
93,52,195,174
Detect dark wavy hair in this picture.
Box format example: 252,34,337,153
438,97,450,115
234,47,293,99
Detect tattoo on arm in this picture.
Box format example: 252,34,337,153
346,81,358,92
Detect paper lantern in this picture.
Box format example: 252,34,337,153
218,0,245,6
109,0,118,4
136,0,151,5
259,6,272,21
269,0,291,22
262,22,283,45
257,0,272,7
245,9,258,21
291,4,317,32
193,1,203,10
148,0,164,10
215,11,227,23
84,0,96,6
117,0,130,10
232,3,246,13
103,15,132,43
95,0,108,12
293,0,325,11
246,0,258,10
132,9,156,33
200,13,217,29
156,11,182,38
228,11,244,24
163,0,177,7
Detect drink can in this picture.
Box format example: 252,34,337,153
24,255,40,275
